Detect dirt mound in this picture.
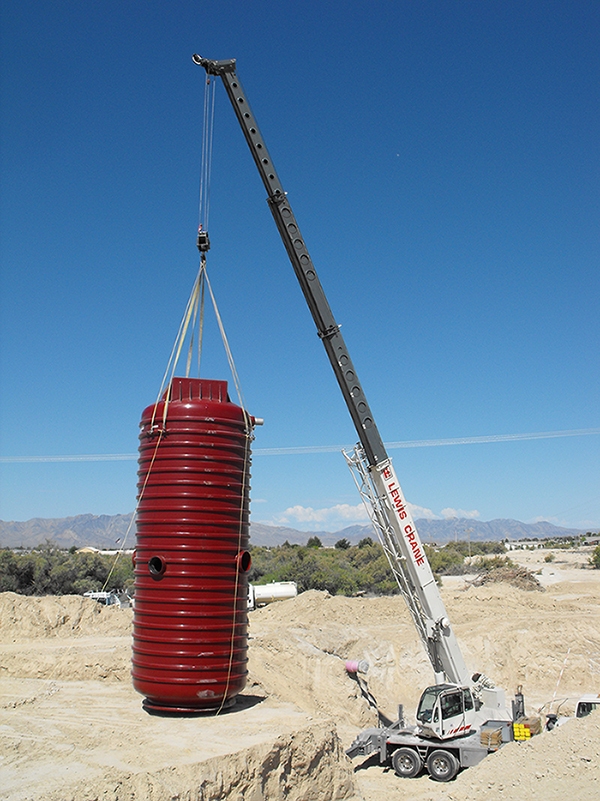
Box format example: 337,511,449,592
0,591,132,640
249,590,431,728
470,565,544,591
251,584,600,719
446,710,600,801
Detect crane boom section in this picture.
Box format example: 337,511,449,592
345,447,469,685
193,55,386,467
193,55,470,687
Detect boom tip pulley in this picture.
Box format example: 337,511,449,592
192,54,236,75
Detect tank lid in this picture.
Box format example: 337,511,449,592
166,377,230,403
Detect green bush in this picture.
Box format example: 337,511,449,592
334,538,351,550
0,543,133,596
424,544,466,575
591,544,600,569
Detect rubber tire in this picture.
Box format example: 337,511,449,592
391,747,422,778
426,749,459,782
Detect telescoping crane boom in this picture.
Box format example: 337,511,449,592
192,54,469,689
191,56,531,782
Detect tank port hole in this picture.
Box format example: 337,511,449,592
237,551,252,572
148,556,166,578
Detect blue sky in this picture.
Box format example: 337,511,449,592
1,1,598,531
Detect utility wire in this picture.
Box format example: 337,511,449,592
3,426,599,462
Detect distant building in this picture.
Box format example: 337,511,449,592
504,540,543,551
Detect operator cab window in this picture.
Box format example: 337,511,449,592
417,687,440,723
441,692,463,720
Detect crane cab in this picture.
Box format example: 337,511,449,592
575,694,599,718
416,684,475,740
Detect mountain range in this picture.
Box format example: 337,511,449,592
0,513,589,550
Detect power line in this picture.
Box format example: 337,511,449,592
1,426,598,463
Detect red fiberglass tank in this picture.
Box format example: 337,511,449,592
132,377,255,713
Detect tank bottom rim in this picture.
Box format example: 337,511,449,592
142,695,237,716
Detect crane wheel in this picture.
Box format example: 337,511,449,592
426,749,459,782
391,747,422,778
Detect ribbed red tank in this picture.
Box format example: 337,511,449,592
132,377,254,714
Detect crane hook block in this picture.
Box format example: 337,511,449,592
197,230,211,252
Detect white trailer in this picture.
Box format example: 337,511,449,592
248,581,298,610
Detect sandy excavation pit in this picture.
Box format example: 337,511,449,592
1,546,599,800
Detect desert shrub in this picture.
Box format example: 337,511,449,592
0,543,133,595
249,541,398,595
248,537,508,595
451,540,505,557
473,555,514,572
424,544,467,576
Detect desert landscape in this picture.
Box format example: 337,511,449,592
1,545,599,800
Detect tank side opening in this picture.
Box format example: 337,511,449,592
237,551,252,572
148,556,166,577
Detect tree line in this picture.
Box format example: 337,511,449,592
247,537,508,596
2,538,597,597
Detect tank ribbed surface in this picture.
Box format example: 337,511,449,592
132,377,253,714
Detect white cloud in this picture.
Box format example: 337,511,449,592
266,500,442,530
274,503,370,528
407,503,439,520
441,507,480,520
260,500,485,530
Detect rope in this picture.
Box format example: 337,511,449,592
215,423,252,716
200,265,254,715
197,273,206,375
204,268,249,415
150,257,207,433
198,76,216,236
101,259,209,592
100,431,164,592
